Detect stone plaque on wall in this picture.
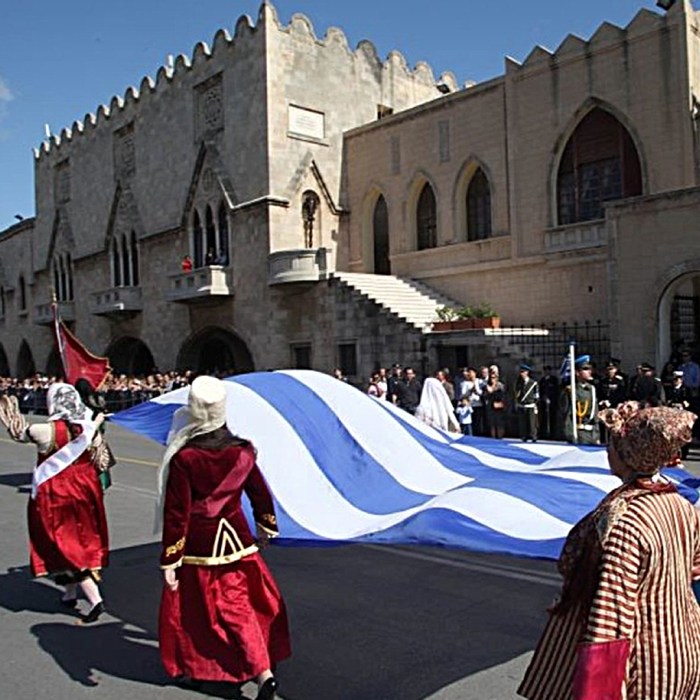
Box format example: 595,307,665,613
288,105,325,141
195,73,224,139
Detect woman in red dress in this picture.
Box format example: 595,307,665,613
0,382,109,622
157,376,291,700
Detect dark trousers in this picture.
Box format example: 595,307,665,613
472,406,485,436
518,407,538,441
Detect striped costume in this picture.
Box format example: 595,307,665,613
519,481,700,700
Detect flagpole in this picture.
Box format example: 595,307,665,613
51,289,68,382
569,341,577,443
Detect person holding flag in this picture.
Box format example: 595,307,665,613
0,383,109,623
560,354,600,445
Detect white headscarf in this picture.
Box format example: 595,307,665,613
47,383,90,423
415,377,460,433
155,376,228,530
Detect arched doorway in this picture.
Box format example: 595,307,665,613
177,327,254,376
45,346,64,379
0,342,9,376
16,340,36,379
106,336,156,376
373,195,390,274
658,269,700,365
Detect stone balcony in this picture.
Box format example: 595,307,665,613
545,220,606,252
166,265,234,303
268,247,329,285
89,286,143,318
34,300,75,325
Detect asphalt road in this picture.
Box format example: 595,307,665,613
2,421,665,700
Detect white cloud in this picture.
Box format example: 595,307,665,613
0,77,13,103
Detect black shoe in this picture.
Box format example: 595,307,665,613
82,601,105,624
256,677,278,700
60,597,78,609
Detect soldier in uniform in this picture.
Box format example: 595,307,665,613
668,370,692,410
630,362,665,407
597,360,627,443
514,364,539,442
561,360,600,445
537,366,560,440
668,370,695,459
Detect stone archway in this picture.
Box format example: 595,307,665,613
0,342,9,376
45,346,63,379
177,326,254,376
656,260,700,365
16,340,36,379
106,336,156,376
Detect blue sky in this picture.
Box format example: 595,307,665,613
0,0,666,231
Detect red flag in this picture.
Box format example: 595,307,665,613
53,303,111,389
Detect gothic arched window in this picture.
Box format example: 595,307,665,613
193,211,203,268
217,201,229,265
18,275,26,311
466,168,492,241
373,195,390,274
205,206,216,263
65,253,73,300
557,108,642,225
130,231,139,286
112,239,122,287
416,183,437,251
121,234,130,286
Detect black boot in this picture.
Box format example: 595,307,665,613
82,601,105,623
256,677,278,700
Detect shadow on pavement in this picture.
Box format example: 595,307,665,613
0,539,549,699
0,471,32,492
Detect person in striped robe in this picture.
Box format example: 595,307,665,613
518,402,700,700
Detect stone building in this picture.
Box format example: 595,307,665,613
2,1,700,383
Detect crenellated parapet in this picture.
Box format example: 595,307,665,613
33,6,268,160
34,1,452,161
266,3,449,90
505,7,676,74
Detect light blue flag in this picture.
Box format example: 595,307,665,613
111,370,698,560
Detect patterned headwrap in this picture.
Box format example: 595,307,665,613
598,401,696,474
47,383,89,423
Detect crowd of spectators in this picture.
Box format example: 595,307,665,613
352,348,700,444
0,370,196,415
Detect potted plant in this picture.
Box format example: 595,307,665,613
452,305,475,330
471,302,500,329
432,306,458,331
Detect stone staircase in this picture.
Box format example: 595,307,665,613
331,271,461,332
331,271,559,372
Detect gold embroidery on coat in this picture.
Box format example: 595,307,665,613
165,537,185,558
181,519,258,566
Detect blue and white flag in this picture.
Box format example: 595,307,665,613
560,353,591,380
112,369,698,560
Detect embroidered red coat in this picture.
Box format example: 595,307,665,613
160,436,278,569
158,429,291,682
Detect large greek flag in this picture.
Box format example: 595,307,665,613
112,369,700,560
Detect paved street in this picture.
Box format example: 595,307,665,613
7,421,692,700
